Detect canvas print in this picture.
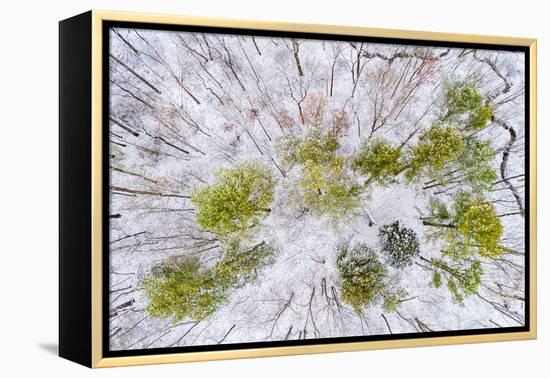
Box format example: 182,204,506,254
107,26,527,352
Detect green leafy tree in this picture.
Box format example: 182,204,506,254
281,129,361,221
352,138,404,186
143,241,276,322
453,193,504,258
428,258,483,305
427,197,451,222
214,239,276,288
382,287,409,312
442,81,492,131
301,163,361,222
405,83,493,185
423,137,497,194
423,192,504,259
406,125,464,181
143,257,226,322
282,130,339,166
336,242,388,313
191,162,275,238
379,221,420,269
454,138,497,193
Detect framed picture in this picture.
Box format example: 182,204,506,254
59,10,537,368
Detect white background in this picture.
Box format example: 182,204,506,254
0,0,547,376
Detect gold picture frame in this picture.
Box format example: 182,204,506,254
59,9,537,368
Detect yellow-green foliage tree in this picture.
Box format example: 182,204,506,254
423,137,497,194
352,138,404,187
405,82,493,184
441,82,492,131
424,192,504,259
282,129,361,221
214,239,276,288
429,258,483,305
142,257,225,322
143,241,275,322
455,138,497,193
191,162,275,239
336,242,388,313
406,125,464,181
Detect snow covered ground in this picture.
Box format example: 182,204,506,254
107,27,526,351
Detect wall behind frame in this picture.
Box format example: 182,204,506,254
1,0,547,377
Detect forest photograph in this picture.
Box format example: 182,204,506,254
106,25,527,352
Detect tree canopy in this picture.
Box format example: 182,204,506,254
442,81,492,131
214,239,276,289
424,192,504,259
336,242,388,313
191,162,275,238
143,257,225,322
452,138,497,193
379,221,420,269
282,129,361,221
352,138,404,187
406,125,464,181
143,241,276,322
431,258,483,305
